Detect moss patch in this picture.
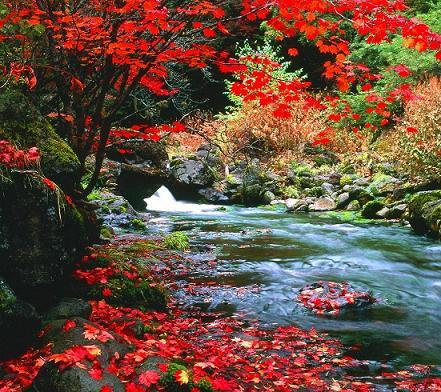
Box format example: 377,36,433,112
0,87,80,190
163,232,190,251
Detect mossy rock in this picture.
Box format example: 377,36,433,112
361,200,385,219
367,173,399,196
0,172,88,306
409,191,441,237
408,191,441,215
104,276,168,311
0,87,80,191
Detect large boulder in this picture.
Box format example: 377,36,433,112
408,190,441,238
0,278,41,360
169,156,215,199
0,172,88,307
361,200,385,219
32,317,128,392
0,87,80,192
310,197,337,212
105,140,169,210
367,173,401,196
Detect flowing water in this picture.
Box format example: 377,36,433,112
145,187,441,369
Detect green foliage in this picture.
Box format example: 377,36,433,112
131,218,146,231
282,185,300,199
224,36,305,109
104,276,168,311
305,186,324,197
0,280,16,311
163,232,190,251
160,363,192,392
290,162,313,177
340,175,354,187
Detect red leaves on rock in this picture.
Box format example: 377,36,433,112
298,281,376,316
139,370,160,387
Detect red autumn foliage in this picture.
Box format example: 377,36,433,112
0,140,40,169
298,281,377,316
1,0,440,195
1,239,440,392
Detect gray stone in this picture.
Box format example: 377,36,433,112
0,279,41,360
310,197,337,212
336,192,350,209
286,198,308,212
386,204,407,219
346,200,361,211
376,207,390,218
321,182,334,195
45,298,92,321
408,191,441,238
33,363,125,392
262,190,276,204
0,172,88,306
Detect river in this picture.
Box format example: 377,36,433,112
145,187,441,369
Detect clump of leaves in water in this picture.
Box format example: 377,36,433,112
163,232,190,251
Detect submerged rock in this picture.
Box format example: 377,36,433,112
298,281,376,315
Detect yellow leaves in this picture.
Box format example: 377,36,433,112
174,369,189,385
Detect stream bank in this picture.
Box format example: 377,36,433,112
1,185,441,392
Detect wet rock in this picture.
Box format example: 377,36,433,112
336,192,350,209
376,207,390,219
348,186,375,205
32,363,125,392
368,174,401,196
286,198,308,212
386,204,407,219
0,278,41,360
170,157,215,199
408,191,441,238
262,190,276,204
198,187,229,203
45,298,92,321
310,197,337,212
298,281,376,315
89,191,144,231
361,200,385,219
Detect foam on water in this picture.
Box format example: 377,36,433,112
145,186,219,214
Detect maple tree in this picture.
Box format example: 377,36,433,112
0,0,440,196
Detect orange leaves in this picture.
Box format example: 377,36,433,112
48,345,101,370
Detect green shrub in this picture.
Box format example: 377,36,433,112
163,232,190,251
340,175,353,187
103,276,168,311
